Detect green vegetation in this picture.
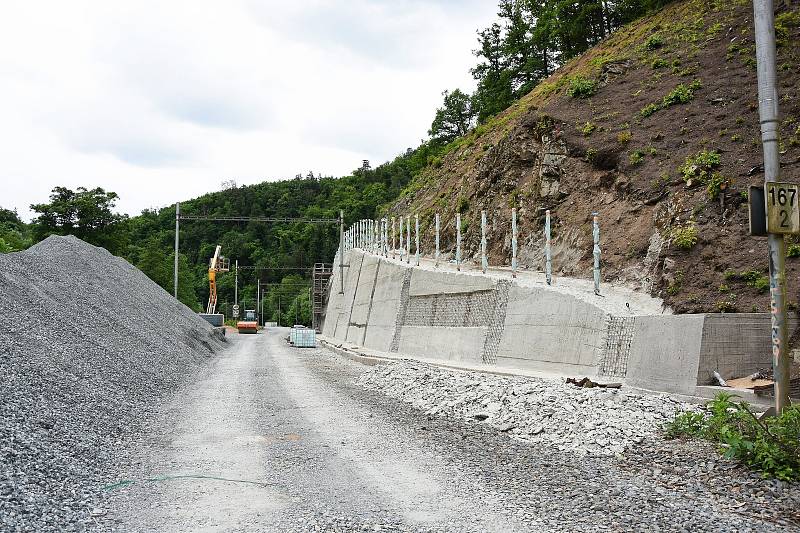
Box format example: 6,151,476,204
651,57,668,69
639,79,702,119
567,76,598,98
680,150,721,185
644,34,664,50
640,103,660,118
578,121,597,135
666,393,800,481
629,150,645,165
706,173,729,200
671,222,698,249
617,130,632,144
787,243,800,258
465,0,674,123
0,208,31,253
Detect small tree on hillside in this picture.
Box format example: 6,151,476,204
428,89,477,145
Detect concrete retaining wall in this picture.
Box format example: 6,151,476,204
324,249,784,396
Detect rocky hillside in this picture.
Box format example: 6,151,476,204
392,0,800,314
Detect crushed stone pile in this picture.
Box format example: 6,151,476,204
0,236,224,532
358,361,699,457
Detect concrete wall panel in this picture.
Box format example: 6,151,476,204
495,285,606,372
398,326,486,364
363,261,407,351
625,315,705,395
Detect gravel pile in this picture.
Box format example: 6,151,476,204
0,236,224,532
358,361,700,457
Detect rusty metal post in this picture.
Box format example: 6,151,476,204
399,216,404,261
754,0,790,412
391,216,396,259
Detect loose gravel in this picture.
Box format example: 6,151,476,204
358,361,701,457
0,236,224,532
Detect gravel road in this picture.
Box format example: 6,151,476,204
104,328,799,532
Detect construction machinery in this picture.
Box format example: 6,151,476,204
199,245,229,327
206,245,230,314
237,308,258,334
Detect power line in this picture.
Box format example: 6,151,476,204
178,215,338,224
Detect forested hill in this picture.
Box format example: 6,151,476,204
123,144,443,323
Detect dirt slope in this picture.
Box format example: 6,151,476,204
392,0,800,314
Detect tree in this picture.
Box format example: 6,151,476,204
428,89,477,144
471,23,515,123
30,186,128,253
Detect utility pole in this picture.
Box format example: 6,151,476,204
257,278,260,326
754,0,790,413
339,210,345,294
174,202,180,299
234,260,238,306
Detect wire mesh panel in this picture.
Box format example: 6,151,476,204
599,316,636,377
482,280,511,365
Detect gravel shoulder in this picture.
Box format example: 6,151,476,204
105,328,799,532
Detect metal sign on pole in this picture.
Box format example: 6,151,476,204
456,213,462,271
435,213,440,267
545,210,552,285
481,210,487,274
592,213,601,295
511,208,518,278
753,0,790,413
232,304,239,318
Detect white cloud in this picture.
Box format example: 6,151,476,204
0,0,497,220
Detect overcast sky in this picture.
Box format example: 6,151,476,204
0,1,498,221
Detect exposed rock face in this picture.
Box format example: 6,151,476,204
390,0,800,315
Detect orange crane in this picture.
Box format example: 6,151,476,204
206,245,229,314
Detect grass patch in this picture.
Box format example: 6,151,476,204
666,393,800,481
680,149,721,186
567,76,598,98
671,222,698,249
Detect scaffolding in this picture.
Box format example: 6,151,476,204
312,263,333,333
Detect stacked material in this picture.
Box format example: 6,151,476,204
0,236,223,531
358,361,699,457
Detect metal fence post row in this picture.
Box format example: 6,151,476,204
592,213,601,295
545,210,552,285
456,213,461,271
511,208,518,278
435,213,440,268
481,210,487,274
415,214,420,266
